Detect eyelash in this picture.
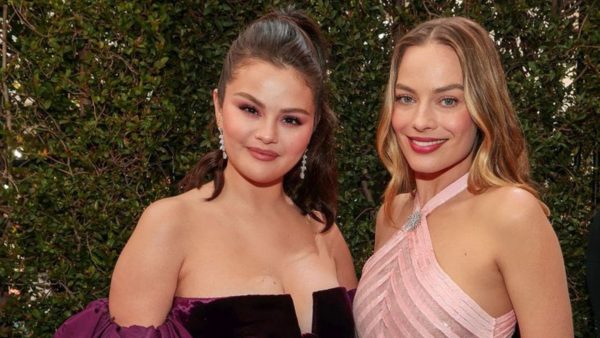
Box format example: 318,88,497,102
395,95,415,104
440,97,458,107
240,105,258,115
239,105,302,126
395,95,459,107
282,116,302,126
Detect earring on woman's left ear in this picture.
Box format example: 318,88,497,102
300,150,308,179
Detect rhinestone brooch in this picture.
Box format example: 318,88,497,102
403,210,421,232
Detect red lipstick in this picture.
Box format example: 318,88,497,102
408,137,447,154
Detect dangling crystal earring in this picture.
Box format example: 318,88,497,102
300,150,308,179
219,128,227,160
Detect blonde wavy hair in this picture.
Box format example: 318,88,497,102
377,16,547,221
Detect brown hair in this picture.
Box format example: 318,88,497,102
377,16,547,220
179,7,338,229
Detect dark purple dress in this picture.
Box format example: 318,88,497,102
54,287,355,338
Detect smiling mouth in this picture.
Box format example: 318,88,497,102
411,138,445,146
408,137,447,153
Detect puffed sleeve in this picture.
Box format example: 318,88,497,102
54,299,192,338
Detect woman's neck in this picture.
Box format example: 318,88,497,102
218,165,289,211
414,164,470,206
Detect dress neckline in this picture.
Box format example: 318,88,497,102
172,286,349,303
414,173,516,323
173,286,353,337
404,173,470,232
364,173,471,271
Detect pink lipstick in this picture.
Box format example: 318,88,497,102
248,147,278,161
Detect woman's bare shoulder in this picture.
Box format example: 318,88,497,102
469,186,555,258
136,195,191,236
474,188,571,336
475,186,548,228
108,193,203,326
142,182,217,226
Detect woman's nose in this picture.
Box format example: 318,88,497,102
255,120,278,143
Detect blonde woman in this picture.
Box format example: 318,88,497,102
353,17,572,337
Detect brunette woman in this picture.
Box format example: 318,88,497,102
56,8,356,338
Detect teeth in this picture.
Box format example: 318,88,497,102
412,139,445,146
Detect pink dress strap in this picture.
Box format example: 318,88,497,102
353,173,516,337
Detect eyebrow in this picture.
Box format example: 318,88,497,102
233,92,312,115
395,83,464,94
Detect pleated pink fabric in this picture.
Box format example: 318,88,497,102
353,174,516,338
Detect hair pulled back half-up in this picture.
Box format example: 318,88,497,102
179,7,338,230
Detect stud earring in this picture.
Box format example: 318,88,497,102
300,150,308,179
219,128,227,160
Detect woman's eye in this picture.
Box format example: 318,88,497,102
440,97,458,107
395,95,414,104
282,116,301,126
241,105,258,115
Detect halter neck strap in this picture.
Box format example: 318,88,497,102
415,173,469,216
404,173,470,231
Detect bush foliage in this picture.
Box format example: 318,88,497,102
1,0,598,336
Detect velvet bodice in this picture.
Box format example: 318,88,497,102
55,287,355,338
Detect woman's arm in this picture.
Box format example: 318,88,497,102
494,188,573,337
108,198,186,327
323,224,358,289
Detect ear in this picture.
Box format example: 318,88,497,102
213,89,223,129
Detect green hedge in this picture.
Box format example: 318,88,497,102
1,1,598,336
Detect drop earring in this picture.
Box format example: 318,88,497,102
219,128,227,160
300,150,307,179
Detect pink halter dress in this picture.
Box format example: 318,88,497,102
353,174,516,337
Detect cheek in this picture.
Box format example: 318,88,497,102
390,109,407,137
295,118,315,147
449,110,478,144
222,112,250,140
292,127,313,152
224,120,243,135
279,124,314,159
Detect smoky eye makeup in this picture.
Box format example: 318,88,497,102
239,104,259,115
282,115,303,126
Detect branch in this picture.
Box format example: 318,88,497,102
2,4,11,131
10,3,47,38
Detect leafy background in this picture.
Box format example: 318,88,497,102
1,0,598,336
